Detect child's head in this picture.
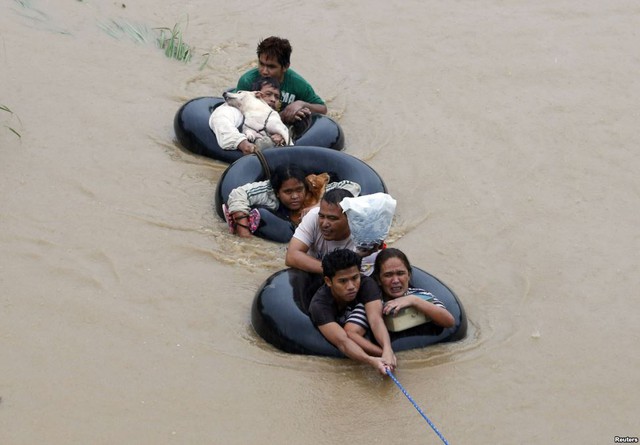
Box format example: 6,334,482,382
250,76,281,92
251,76,281,110
271,164,308,211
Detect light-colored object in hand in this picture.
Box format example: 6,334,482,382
222,90,291,145
384,306,430,332
341,192,397,249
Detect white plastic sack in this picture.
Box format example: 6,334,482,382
340,193,397,249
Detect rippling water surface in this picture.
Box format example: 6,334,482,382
1,1,638,443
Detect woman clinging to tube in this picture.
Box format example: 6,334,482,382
344,248,454,355
375,248,454,327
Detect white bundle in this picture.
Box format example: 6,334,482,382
340,192,397,249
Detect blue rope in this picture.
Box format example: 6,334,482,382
386,369,450,445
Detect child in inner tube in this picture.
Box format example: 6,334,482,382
209,76,283,155
224,164,360,238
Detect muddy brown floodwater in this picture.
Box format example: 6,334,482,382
1,1,638,443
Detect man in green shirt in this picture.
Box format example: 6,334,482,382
236,36,327,125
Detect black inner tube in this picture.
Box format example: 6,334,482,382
214,147,388,243
251,267,468,357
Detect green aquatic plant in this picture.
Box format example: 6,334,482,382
98,18,152,44
98,18,193,63
155,23,192,63
13,0,71,35
1,104,22,138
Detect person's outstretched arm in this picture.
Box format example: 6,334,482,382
345,323,383,356
365,300,396,369
318,322,390,375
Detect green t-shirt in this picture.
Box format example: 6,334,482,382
236,68,325,111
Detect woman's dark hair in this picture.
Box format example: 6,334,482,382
322,249,362,279
257,36,292,68
373,248,412,281
270,164,307,194
250,76,281,92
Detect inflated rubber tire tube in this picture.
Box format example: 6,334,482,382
214,146,388,243
251,267,468,357
292,113,345,150
174,97,345,163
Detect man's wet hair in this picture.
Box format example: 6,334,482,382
251,76,281,92
322,188,354,206
257,36,292,68
322,249,362,279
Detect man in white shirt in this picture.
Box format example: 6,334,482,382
286,188,393,278
285,188,356,274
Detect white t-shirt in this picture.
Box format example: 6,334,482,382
208,104,246,150
292,207,355,259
